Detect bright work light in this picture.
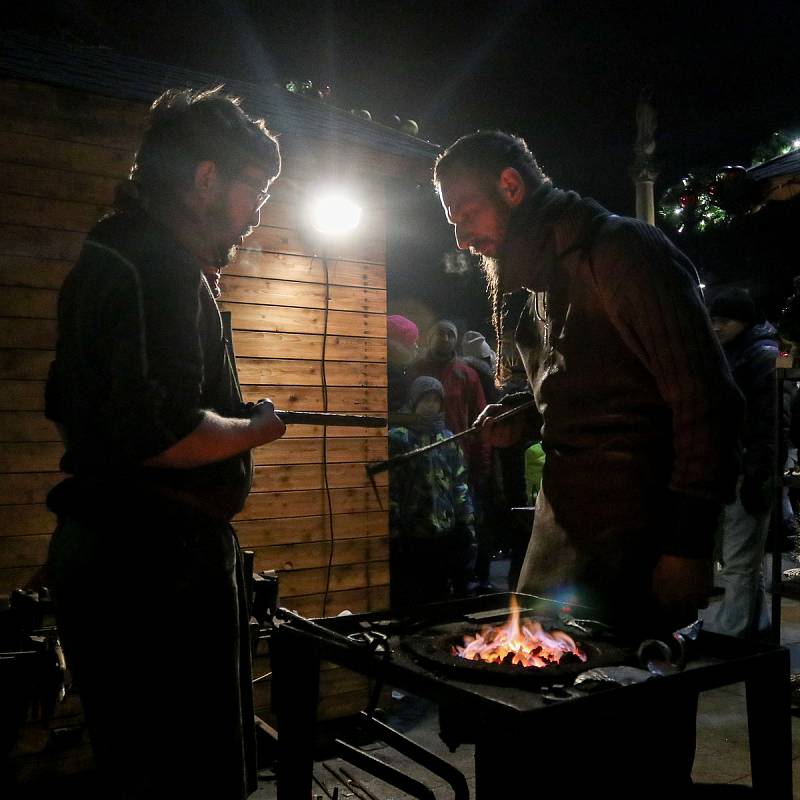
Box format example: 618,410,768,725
309,191,362,235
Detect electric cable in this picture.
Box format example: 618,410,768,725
320,251,336,617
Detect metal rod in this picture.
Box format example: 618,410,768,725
322,762,342,786
366,398,538,475
276,410,387,428
355,711,470,800
274,607,363,650
339,765,381,800
322,763,360,800
313,773,334,799
334,740,436,800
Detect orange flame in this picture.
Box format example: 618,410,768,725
453,597,586,668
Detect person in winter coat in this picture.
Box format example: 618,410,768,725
461,329,501,591
461,329,498,404
410,320,491,487
702,288,778,638
388,376,476,607
386,314,419,416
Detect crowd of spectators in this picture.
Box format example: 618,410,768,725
386,315,544,604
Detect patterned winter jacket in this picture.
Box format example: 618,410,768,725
388,423,474,539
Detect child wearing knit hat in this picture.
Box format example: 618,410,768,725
388,376,476,606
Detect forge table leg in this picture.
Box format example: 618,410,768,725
272,627,321,799
474,736,502,799
744,649,792,798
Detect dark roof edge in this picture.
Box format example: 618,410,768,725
0,31,440,163
748,149,800,181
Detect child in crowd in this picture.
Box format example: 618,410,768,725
388,376,476,607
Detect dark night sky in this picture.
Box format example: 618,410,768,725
9,1,800,327
13,1,800,211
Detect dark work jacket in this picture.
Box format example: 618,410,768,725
723,321,778,481
45,207,252,521
508,185,743,627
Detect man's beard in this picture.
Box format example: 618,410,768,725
207,196,254,269
480,253,507,385
480,254,503,300
212,243,238,270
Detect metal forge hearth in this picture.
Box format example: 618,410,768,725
270,592,792,798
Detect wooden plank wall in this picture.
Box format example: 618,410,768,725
0,78,399,726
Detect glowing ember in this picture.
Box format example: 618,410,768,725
452,597,586,668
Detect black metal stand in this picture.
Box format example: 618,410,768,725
271,625,321,799
271,596,793,799
771,366,800,643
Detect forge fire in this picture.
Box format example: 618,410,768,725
452,598,587,669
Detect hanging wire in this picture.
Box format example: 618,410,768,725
319,252,336,618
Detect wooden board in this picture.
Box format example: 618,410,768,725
0,255,72,290
231,330,386,363
218,274,386,314
235,358,386,387
239,486,387,520
251,436,387,466
0,350,54,381
250,463,387,492
0,472,64,504
0,411,61,441
0,130,134,179
247,537,389,572
0,79,147,150
221,301,386,337
271,561,390,597
0,162,118,206
0,504,56,536
0,382,47,412
233,511,387,547
229,250,386,289
0,223,85,262
0,191,109,233
243,226,385,265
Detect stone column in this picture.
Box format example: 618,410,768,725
633,164,659,225
632,88,659,225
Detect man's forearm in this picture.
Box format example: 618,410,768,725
143,409,284,469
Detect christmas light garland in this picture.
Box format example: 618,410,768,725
658,130,799,234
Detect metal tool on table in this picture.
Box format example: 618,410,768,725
273,608,390,656
638,619,703,676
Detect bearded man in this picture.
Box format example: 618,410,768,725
434,131,743,795
45,87,285,799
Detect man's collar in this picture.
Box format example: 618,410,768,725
499,182,568,292
499,184,606,292
146,200,215,269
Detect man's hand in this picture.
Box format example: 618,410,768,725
250,398,286,445
652,554,713,629
474,403,527,448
